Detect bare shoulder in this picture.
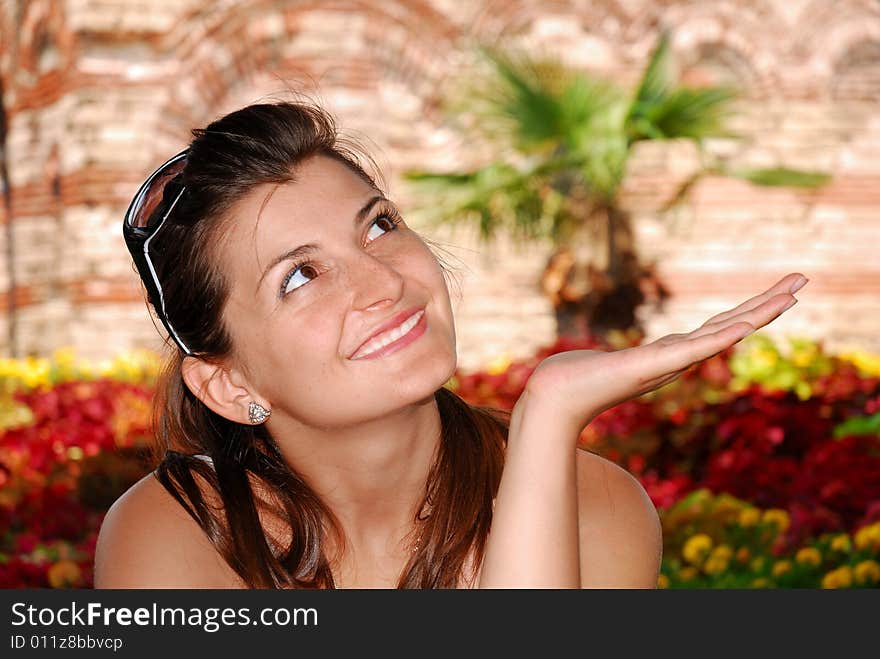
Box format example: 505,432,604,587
93,472,244,589
575,449,663,588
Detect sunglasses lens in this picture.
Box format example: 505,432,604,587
127,154,187,231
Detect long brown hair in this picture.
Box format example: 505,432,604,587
140,100,508,588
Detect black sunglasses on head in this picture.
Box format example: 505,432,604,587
122,149,193,356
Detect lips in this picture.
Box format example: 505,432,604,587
349,306,425,359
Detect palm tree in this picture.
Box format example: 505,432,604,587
403,31,829,341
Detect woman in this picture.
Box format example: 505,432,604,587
94,100,806,588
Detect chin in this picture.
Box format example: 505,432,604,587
402,352,457,404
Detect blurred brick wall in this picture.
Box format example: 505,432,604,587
1,0,878,372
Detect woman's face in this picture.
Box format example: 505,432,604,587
216,155,458,429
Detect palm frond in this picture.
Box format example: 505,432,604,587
637,87,739,141
403,158,586,246
657,170,710,213
560,75,626,144
728,167,832,188
468,44,570,151
630,29,674,110
625,31,738,144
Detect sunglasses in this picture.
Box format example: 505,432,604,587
122,149,193,356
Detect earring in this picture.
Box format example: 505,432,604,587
248,401,271,425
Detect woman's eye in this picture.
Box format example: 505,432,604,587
281,262,319,296
280,214,400,297
366,215,399,242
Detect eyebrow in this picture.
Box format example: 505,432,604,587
256,194,389,292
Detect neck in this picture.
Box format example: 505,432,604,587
266,391,442,558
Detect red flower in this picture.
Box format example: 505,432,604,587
15,532,40,554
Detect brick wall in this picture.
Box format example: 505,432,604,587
1,0,879,372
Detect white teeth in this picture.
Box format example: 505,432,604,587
353,310,424,359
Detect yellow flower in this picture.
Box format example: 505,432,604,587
679,567,698,581
47,560,82,588
682,534,714,566
795,547,822,567
771,560,792,578
750,577,771,589
738,508,760,528
98,348,162,384
735,547,751,564
711,544,734,561
854,560,880,585
794,381,812,401
838,349,880,377
854,523,880,552
713,498,740,517
830,534,852,553
19,356,52,390
750,556,767,573
703,555,729,576
762,509,790,534
752,347,779,371
821,566,853,589
485,354,512,376
791,351,811,368
657,574,670,589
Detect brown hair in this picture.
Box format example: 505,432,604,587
140,100,508,588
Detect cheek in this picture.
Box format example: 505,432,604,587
265,317,338,373
232,309,338,395
253,323,346,415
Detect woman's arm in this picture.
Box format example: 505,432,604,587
477,388,582,587
575,449,663,587
478,272,806,588
94,473,243,588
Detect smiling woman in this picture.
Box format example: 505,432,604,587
95,98,804,589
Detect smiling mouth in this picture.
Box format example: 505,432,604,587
349,309,426,360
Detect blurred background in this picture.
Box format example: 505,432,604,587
1,0,879,589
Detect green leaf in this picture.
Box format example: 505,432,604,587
471,44,571,152
630,29,674,111
625,31,738,144
729,167,831,188
833,411,880,438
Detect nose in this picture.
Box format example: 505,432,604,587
350,250,405,312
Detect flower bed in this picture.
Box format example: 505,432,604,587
0,350,159,587
450,330,880,588
2,333,879,588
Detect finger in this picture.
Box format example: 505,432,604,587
651,291,795,348
643,321,754,383
699,272,806,328
687,293,797,341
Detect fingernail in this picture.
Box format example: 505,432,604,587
789,276,808,294
782,297,798,312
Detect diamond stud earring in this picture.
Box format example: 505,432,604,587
248,401,271,424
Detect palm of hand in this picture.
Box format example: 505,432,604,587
521,272,808,432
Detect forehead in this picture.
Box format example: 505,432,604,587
227,156,376,238
219,155,378,271
241,155,375,224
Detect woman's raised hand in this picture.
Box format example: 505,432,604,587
518,272,809,437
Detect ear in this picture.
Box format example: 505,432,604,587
180,356,267,426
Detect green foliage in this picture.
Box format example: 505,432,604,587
834,412,880,439
728,334,836,401
403,30,830,254
625,31,738,144
729,166,832,188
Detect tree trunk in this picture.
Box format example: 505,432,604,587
539,206,671,344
